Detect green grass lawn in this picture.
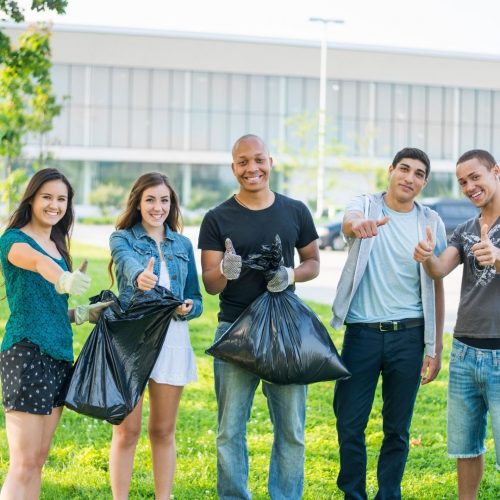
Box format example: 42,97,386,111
0,243,498,499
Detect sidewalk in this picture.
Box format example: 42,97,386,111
73,223,460,333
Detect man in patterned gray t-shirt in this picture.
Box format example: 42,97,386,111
414,149,500,499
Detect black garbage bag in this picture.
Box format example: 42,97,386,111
65,286,182,424
206,235,350,385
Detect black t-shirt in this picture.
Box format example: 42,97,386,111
198,193,318,322
450,215,500,339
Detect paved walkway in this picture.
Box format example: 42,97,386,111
73,224,461,333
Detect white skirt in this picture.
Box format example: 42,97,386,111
149,319,197,386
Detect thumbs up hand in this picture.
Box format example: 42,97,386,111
414,226,436,263
351,216,389,239
220,238,242,280
55,259,91,296
471,224,498,267
137,257,158,290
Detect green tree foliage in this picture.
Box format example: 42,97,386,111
89,184,127,216
0,1,67,212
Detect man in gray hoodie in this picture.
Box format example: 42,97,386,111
331,147,446,499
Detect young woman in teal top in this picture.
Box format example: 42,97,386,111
0,168,107,499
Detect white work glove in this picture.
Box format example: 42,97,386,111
220,238,242,280
55,260,91,296
266,266,295,293
74,301,114,325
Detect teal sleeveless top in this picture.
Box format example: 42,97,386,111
0,229,73,361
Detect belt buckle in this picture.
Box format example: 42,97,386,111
380,321,399,332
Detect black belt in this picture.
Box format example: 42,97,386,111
348,318,425,332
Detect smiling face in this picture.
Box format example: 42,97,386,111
138,183,171,234
30,180,68,228
231,136,272,194
456,158,500,209
386,158,428,208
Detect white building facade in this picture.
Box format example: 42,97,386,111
5,24,500,211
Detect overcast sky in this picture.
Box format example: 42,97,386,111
21,0,500,56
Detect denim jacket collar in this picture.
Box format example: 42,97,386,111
131,222,175,242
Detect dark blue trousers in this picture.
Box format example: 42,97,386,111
333,323,424,500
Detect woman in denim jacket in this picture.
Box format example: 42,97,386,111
108,172,202,500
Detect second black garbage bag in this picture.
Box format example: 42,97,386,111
65,286,182,424
206,235,350,385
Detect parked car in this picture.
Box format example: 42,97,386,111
422,197,479,239
317,216,346,251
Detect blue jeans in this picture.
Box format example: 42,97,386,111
447,339,500,470
213,321,307,500
333,324,424,500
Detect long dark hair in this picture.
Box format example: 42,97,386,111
108,172,183,285
7,168,75,270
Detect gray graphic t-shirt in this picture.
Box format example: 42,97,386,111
450,216,500,338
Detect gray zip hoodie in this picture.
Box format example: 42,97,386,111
330,192,446,358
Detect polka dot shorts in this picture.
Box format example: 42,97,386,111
0,339,73,415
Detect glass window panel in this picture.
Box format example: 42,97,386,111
210,113,228,151
475,126,491,151
327,80,340,118
359,82,371,120
286,78,303,115
171,71,185,110
459,125,475,152
211,74,228,112
341,81,357,120
190,112,209,150
393,85,409,123
340,119,358,155
393,121,409,150
443,120,454,159
131,69,149,108
494,91,500,123
112,68,130,107
248,114,266,138
267,115,280,144
110,108,129,147
69,66,86,106
89,108,109,147
409,122,425,149
68,106,85,146
131,109,150,148
192,72,210,111
374,122,392,157
376,83,392,120
51,64,69,100
230,114,247,141
410,86,426,122
460,89,475,124
90,67,110,106
249,76,266,114
230,75,247,113
170,111,184,149
476,90,492,127
427,124,443,158
151,110,170,149
428,87,443,122
304,79,319,114
152,70,170,109
267,77,280,113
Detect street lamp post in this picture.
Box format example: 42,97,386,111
309,17,344,218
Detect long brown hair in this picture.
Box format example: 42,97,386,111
108,172,183,285
7,168,75,270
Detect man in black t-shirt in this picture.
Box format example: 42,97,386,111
414,149,500,499
198,134,319,500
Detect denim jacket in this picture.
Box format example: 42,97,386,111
331,192,446,358
109,222,203,321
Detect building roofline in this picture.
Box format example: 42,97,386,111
2,21,500,62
